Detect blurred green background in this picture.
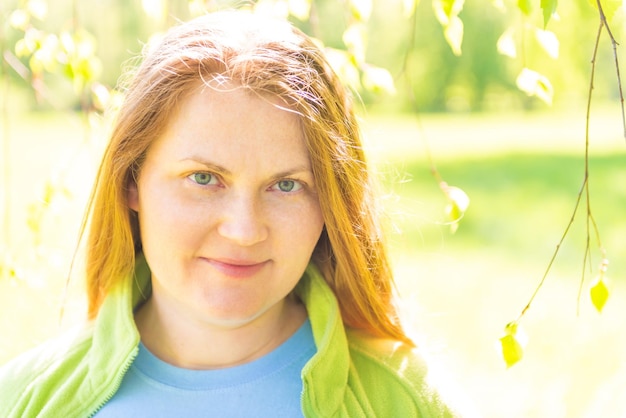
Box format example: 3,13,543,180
2,0,626,417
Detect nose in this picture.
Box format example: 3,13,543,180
216,192,268,246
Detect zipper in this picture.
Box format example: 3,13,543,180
86,345,139,417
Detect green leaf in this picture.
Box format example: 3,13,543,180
141,0,167,21
324,48,361,90
540,0,557,28
497,28,517,59
15,39,33,58
441,0,456,17
534,29,559,59
588,0,621,23
517,0,532,15
516,68,553,106
9,9,30,30
433,0,465,25
442,184,469,233
433,0,465,55
361,65,396,95
342,24,366,65
0,250,20,281
288,0,312,21
91,83,111,111
27,0,48,20
444,15,464,56
349,0,373,21
500,322,525,368
590,276,609,313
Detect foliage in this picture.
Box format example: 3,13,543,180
1,0,624,370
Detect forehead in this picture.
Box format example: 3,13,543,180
145,82,311,171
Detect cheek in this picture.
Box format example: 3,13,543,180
137,187,210,248
273,201,324,250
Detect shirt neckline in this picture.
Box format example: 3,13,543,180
132,318,314,390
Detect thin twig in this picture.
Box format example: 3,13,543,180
516,175,588,321
515,17,599,317
522,19,608,320
577,239,590,316
596,0,626,139
398,8,445,187
1,31,10,252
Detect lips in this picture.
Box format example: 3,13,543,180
203,258,269,279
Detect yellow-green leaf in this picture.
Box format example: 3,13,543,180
590,276,609,313
500,321,525,368
288,0,311,21
535,29,559,59
342,24,366,65
443,15,464,56
9,9,30,30
141,0,166,21
27,0,48,20
29,55,44,76
518,0,532,15
349,0,373,21
15,39,33,58
188,0,206,16
59,31,75,55
324,48,361,90
442,0,456,17
497,28,517,59
500,334,523,367
516,68,553,105
588,0,621,22
91,83,111,111
540,0,557,28
74,30,97,60
0,250,20,281
433,0,464,25
442,184,469,233
362,65,396,95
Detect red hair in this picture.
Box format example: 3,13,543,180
84,10,411,344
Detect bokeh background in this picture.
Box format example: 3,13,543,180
1,0,625,416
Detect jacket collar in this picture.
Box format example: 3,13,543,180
95,255,348,416
295,264,350,417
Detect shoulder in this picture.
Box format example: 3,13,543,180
346,329,459,417
0,325,93,417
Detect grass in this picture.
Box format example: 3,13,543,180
384,152,626,417
2,108,625,417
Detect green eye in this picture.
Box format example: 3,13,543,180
278,180,294,192
276,180,303,192
192,172,213,185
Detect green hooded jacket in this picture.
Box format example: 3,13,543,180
0,257,456,417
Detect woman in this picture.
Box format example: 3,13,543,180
0,10,456,417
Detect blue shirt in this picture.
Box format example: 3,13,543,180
95,319,316,417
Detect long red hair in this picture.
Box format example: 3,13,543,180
84,10,411,344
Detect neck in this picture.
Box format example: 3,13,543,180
134,295,307,370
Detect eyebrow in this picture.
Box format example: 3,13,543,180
181,158,232,177
180,157,314,180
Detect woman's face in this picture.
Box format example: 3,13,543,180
128,84,324,329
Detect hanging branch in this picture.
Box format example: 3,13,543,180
500,0,622,368
1,31,11,257
595,0,626,139
398,8,470,232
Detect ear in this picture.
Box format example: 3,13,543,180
127,179,139,212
